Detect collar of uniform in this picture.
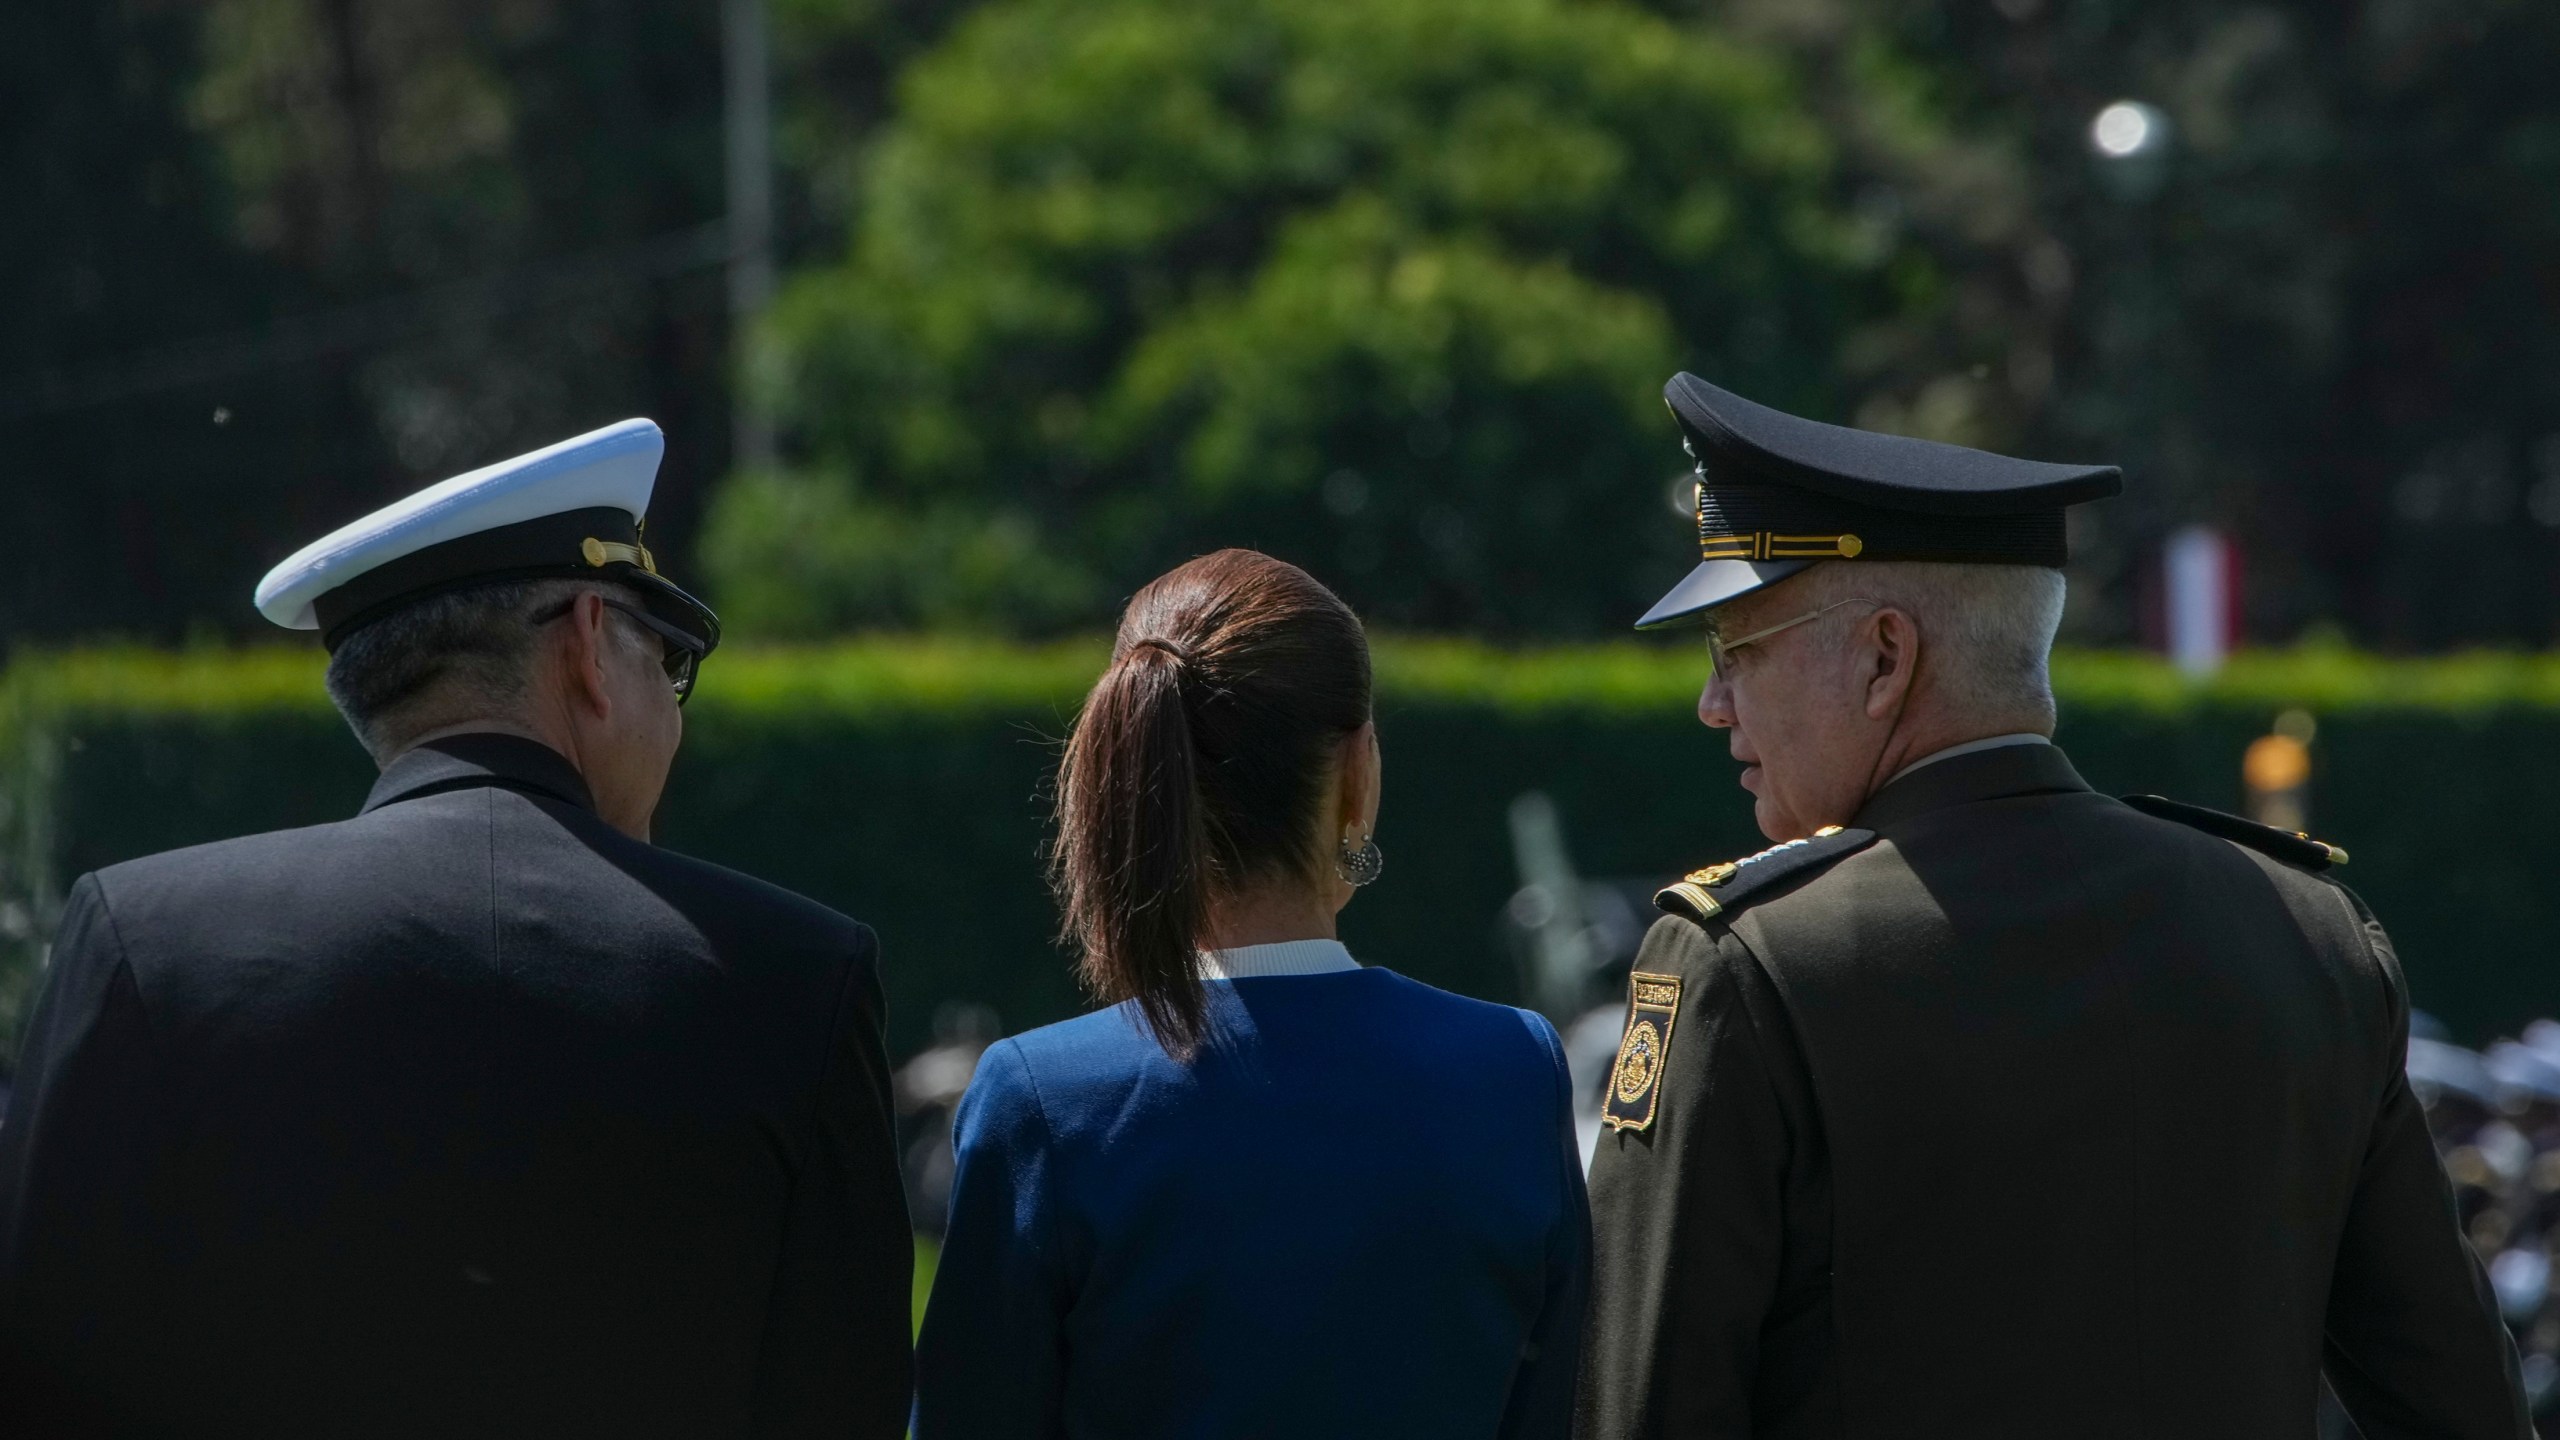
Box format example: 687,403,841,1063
361,731,598,817
1853,739,2090,831
1197,939,1360,980
1885,731,2050,786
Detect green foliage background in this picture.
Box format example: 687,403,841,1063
10,641,2560,1068
21,0,2560,649
710,0,2015,635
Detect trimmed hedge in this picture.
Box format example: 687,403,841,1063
6,638,2560,1064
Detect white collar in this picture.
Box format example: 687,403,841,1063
1198,939,1361,980
1886,732,2051,786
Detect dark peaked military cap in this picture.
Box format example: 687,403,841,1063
1636,373,2124,629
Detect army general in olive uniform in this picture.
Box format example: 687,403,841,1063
1578,376,2528,1438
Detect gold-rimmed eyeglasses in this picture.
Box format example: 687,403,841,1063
1705,598,1883,675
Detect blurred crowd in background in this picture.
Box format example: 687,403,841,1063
2410,1021,2560,1422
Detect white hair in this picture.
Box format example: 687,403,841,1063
1789,561,2065,730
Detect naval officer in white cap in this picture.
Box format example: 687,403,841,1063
0,422,913,1438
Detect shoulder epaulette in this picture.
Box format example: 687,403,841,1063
2119,793,2347,872
1654,824,1879,926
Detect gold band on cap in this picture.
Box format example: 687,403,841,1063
581,537,659,574
1699,531,1865,562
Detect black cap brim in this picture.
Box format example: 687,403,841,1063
1635,559,1811,630
619,569,722,657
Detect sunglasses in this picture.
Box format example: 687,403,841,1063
533,596,711,704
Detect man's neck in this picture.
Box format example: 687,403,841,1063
1866,713,2051,798
1885,731,2051,786
387,717,554,771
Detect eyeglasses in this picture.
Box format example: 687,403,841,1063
533,596,710,704
1705,598,1882,675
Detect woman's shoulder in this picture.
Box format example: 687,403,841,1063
984,1005,1161,1080
1354,969,1567,1066
958,1005,1168,1126
1360,966,1556,1026
969,974,1565,1119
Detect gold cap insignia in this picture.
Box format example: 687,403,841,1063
581,536,659,575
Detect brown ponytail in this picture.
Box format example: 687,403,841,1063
1051,549,1372,1055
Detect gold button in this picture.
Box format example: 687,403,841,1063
1837,534,1864,558
580,537,609,567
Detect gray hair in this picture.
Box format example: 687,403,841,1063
323,577,637,763
1791,561,2066,730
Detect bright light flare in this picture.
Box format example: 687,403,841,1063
2091,101,2163,159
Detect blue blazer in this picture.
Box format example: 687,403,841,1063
913,967,1589,1439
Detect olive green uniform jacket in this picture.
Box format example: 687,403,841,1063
1579,742,2527,1439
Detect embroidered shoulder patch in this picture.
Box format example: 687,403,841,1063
1603,971,1683,1133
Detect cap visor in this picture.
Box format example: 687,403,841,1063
1633,559,1811,630
620,570,723,656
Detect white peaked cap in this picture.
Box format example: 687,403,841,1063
254,419,666,632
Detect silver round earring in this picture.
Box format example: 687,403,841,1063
1336,832,1384,887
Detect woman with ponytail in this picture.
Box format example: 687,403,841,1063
913,549,1589,1438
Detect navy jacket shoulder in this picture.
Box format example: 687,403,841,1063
916,967,1591,1440
93,740,873,980
1,732,912,1440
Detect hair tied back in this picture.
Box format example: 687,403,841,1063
1127,636,1192,665
1056,550,1372,1059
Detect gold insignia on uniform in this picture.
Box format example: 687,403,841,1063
1692,862,1739,888
1813,824,1845,837
1654,879,1721,922
1603,971,1683,1133
1613,1021,1662,1104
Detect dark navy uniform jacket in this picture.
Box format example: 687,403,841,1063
0,733,912,1438
913,959,1590,1439
1580,742,2528,1439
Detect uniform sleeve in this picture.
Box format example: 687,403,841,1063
1499,1013,1593,1440
749,926,915,1440
911,1039,1070,1440
0,874,162,1412
1577,918,1790,1440
2322,899,2532,1440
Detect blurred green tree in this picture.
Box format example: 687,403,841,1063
716,0,2003,634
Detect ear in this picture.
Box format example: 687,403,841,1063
557,591,618,724
1335,720,1381,834
1861,607,1921,721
